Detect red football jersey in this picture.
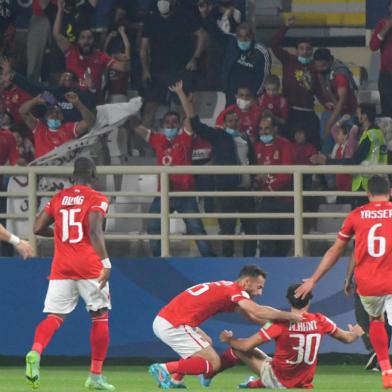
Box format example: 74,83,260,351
259,313,337,388
158,281,251,327
33,121,78,158
44,185,109,280
338,201,392,296
254,136,294,191
1,85,31,124
0,128,19,165
148,130,194,191
258,93,288,121
65,45,115,92
215,104,262,143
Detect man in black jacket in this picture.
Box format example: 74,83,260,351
172,82,257,257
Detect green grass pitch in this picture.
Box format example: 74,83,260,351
0,365,386,392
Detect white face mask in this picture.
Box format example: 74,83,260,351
157,0,171,14
236,98,252,111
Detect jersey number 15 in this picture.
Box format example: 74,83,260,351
60,208,83,243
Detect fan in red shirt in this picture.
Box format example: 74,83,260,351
1,69,32,125
149,264,302,389
258,75,288,126
131,82,214,257
218,283,363,389
253,114,294,257
296,175,392,389
53,2,130,99
19,91,95,159
216,86,262,143
25,157,116,391
0,112,19,165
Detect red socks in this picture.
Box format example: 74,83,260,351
369,320,391,372
90,312,110,375
248,378,264,388
165,357,212,375
32,315,64,354
205,348,239,379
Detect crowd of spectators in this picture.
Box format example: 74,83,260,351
0,0,391,257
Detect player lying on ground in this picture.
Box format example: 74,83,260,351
0,223,33,258
296,174,392,389
25,157,115,391
217,283,363,389
149,264,303,389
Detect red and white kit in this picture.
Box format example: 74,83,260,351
154,281,250,358
258,313,337,389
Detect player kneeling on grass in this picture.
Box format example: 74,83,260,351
216,283,363,389
25,157,115,391
149,265,304,389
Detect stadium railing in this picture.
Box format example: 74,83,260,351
0,165,384,257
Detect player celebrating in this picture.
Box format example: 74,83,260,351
218,283,363,389
25,157,115,391
296,174,392,388
149,264,303,389
0,224,33,259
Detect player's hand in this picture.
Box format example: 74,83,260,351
219,330,233,343
295,278,316,299
287,312,303,323
98,268,111,290
348,323,364,337
15,240,33,259
168,80,184,94
344,278,353,296
65,91,80,105
35,94,47,105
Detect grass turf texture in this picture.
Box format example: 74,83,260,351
0,365,386,392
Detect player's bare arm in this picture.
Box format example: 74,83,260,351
0,224,33,259
88,211,111,289
33,210,55,237
238,299,302,323
344,252,356,296
296,239,347,299
332,324,364,344
219,330,264,353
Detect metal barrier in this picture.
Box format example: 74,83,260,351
0,165,388,257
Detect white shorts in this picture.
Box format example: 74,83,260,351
360,295,392,323
43,279,111,314
152,316,210,359
260,359,286,389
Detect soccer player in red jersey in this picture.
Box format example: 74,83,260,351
149,264,303,389
296,174,392,388
218,284,363,389
25,158,115,391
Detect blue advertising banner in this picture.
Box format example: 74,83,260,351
1,257,365,358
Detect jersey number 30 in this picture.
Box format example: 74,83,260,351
60,208,83,243
287,333,321,365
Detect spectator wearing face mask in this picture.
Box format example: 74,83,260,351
19,92,95,159
270,16,320,148
253,114,294,257
53,1,130,100
129,82,214,257
222,22,271,106
140,0,206,127
173,81,257,257
215,85,261,143
313,48,357,152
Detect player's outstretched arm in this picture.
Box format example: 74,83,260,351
332,324,364,344
89,211,111,289
0,224,33,259
295,239,347,299
238,300,302,323
219,330,264,353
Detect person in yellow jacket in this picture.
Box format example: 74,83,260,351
315,103,387,193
